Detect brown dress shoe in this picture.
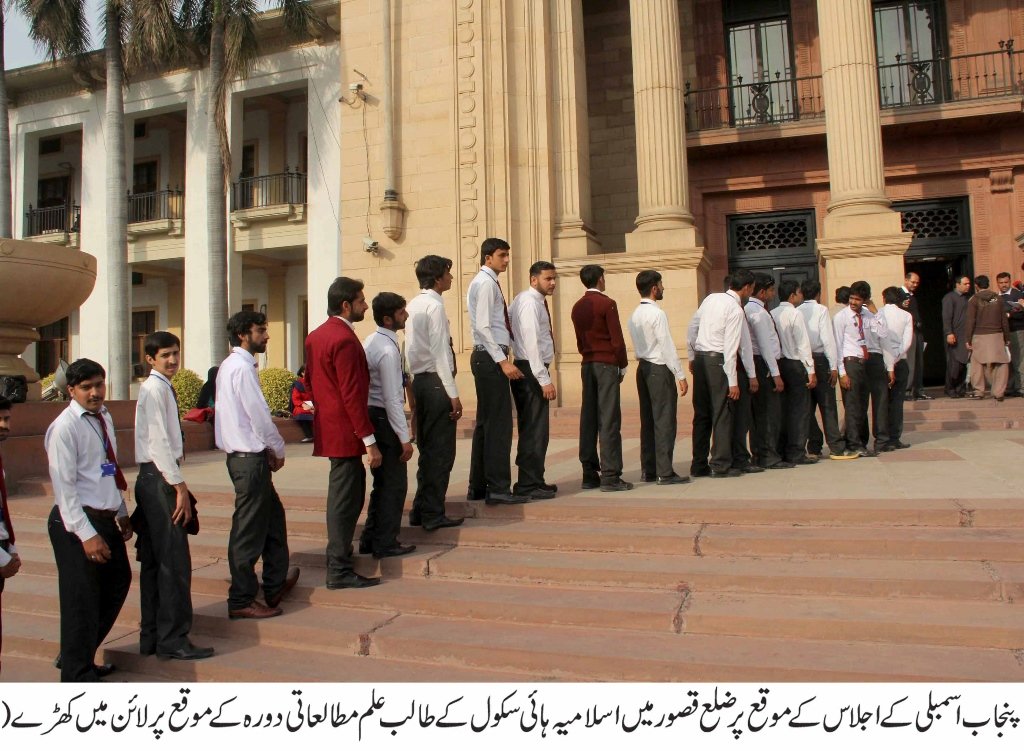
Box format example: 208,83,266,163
265,566,300,608
228,601,283,620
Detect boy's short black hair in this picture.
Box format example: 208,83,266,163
144,331,181,359
227,311,267,347
65,358,106,388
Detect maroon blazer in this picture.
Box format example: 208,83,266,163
571,291,628,368
304,317,375,458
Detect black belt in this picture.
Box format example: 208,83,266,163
694,351,724,360
227,451,266,459
83,507,119,520
473,344,510,355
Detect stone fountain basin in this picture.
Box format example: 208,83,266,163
0,238,97,387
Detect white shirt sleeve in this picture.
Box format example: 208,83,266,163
749,311,781,377
686,309,700,362
518,300,551,386
654,309,686,381
471,281,506,364
430,305,459,399
739,320,755,377
834,314,849,377
47,422,98,542
820,307,839,372
380,348,411,444
240,370,286,458
899,312,914,359
722,305,742,388
140,387,185,486
791,312,815,373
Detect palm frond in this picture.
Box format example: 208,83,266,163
276,0,328,41
124,0,185,73
18,0,91,62
176,0,211,48
222,2,258,81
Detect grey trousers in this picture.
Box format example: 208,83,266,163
511,360,551,493
751,355,783,468
326,456,366,578
778,358,811,463
638,360,678,478
690,352,734,474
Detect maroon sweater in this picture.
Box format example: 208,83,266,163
571,290,628,368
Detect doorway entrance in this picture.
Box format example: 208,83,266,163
728,209,818,309
895,197,973,386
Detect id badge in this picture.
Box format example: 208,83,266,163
100,462,117,478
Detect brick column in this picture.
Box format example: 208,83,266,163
815,0,912,298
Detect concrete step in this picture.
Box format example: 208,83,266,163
0,611,525,682
426,547,1012,600
683,590,1024,649
367,614,1024,682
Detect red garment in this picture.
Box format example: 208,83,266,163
304,317,374,458
290,379,314,417
570,291,628,368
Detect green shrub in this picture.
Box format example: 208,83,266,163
259,367,296,413
171,368,204,415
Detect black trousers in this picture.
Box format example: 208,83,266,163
638,360,678,478
750,356,783,468
778,358,811,463
888,359,910,445
412,372,457,525
468,350,514,494
225,454,290,610
865,352,891,447
807,353,845,455
360,407,407,553
134,464,193,654
48,506,131,682
579,362,624,480
690,352,734,474
510,360,550,493
907,331,925,394
326,456,365,578
731,363,753,470
946,348,968,395
842,358,869,451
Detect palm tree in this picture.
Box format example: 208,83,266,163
21,0,181,399
177,0,324,366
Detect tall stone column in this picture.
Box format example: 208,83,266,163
815,0,912,299
551,0,600,258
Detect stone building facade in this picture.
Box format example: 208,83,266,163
7,0,1023,401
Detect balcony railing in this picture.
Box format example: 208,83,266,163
684,74,824,132
128,187,184,224
878,44,1022,108
24,204,80,237
230,169,307,211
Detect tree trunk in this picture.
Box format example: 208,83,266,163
106,8,129,398
0,11,13,238
206,16,228,364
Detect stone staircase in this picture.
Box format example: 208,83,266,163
4,421,1024,682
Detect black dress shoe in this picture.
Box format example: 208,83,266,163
794,456,819,465
857,449,879,458
691,467,711,477
421,515,465,531
600,479,634,492
766,461,795,470
140,642,156,656
581,476,601,489
915,392,933,400
373,543,417,559
877,443,896,453
640,472,657,483
890,441,911,450
485,492,530,505
710,468,742,478
540,482,558,493
656,473,691,485
514,487,556,500
737,464,765,474
408,510,422,526
466,488,487,501
158,643,215,661
54,654,116,677
326,572,382,589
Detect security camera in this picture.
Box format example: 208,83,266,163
363,237,379,253
349,82,364,93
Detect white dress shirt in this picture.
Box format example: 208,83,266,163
744,298,782,376
771,301,815,373
45,401,128,542
467,266,512,363
364,327,411,444
799,299,839,372
214,347,286,458
405,289,458,398
629,300,686,381
881,303,914,365
0,466,15,568
686,290,745,387
833,307,891,376
134,370,184,486
739,316,756,377
509,287,555,386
